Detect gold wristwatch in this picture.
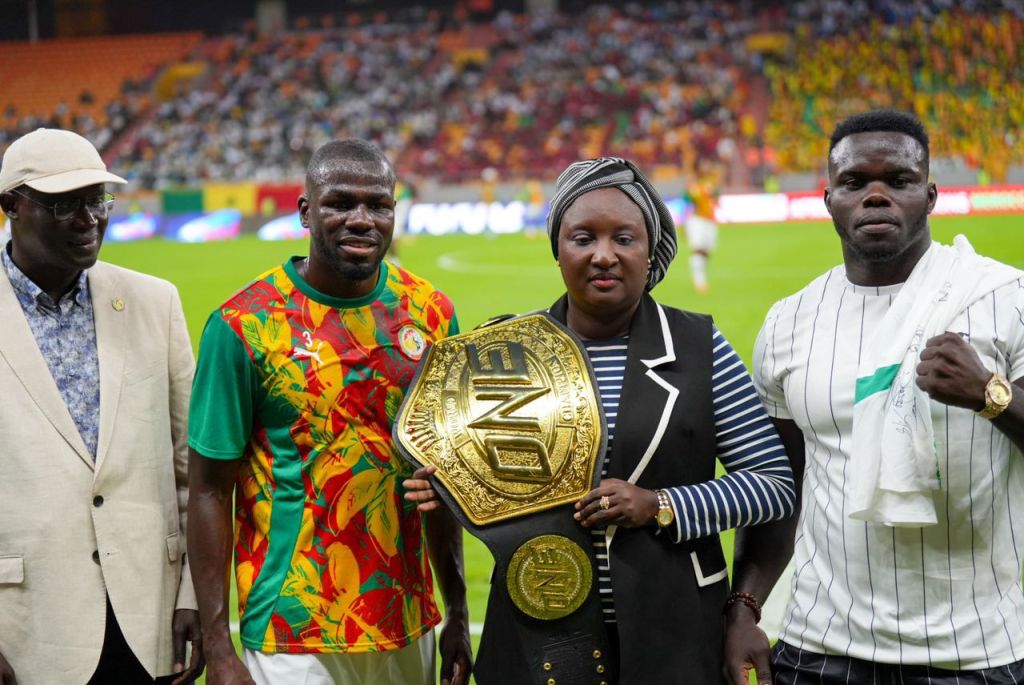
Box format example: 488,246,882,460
977,373,1013,420
655,489,675,528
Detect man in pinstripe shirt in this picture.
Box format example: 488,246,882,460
724,110,1024,684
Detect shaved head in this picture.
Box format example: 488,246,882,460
306,139,396,191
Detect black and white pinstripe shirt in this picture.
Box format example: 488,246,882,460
755,266,1024,669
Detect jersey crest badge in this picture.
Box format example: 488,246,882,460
399,325,427,360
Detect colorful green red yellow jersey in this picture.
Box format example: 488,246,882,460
188,258,459,653
685,181,719,220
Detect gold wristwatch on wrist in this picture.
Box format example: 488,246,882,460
655,489,674,528
977,373,1013,420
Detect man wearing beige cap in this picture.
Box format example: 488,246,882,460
0,129,203,684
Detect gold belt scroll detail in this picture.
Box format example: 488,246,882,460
396,313,603,526
506,535,593,620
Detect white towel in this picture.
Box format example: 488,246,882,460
849,235,1023,527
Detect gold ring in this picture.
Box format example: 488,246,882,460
599,495,611,510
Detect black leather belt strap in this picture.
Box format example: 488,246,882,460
462,504,616,685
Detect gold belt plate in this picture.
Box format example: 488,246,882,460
506,535,592,620
396,313,603,526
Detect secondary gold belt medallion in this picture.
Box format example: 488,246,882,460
506,534,593,620
395,312,613,684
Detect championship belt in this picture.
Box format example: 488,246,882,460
395,313,615,685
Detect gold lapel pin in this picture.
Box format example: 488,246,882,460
112,297,125,312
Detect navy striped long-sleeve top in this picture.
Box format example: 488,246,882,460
583,326,795,622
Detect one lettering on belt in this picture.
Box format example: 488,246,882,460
465,342,551,482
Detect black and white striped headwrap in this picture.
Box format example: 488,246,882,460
546,157,678,290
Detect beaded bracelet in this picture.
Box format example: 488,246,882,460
723,591,762,624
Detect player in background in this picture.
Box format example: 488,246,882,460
388,176,416,263
516,179,545,239
683,160,721,294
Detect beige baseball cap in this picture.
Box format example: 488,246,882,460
0,128,126,194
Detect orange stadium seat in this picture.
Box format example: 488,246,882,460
0,33,203,125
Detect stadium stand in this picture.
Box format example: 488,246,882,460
762,6,1024,182
1,1,1021,189
103,3,763,189
0,33,203,154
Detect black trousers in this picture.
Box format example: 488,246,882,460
87,597,184,685
772,640,1024,685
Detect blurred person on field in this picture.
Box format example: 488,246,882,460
187,139,471,685
516,179,546,240
479,167,498,204
725,109,1024,685
682,159,721,295
405,156,796,683
0,128,202,684
389,176,417,262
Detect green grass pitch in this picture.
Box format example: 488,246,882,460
100,215,1024,681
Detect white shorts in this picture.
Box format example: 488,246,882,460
684,215,718,252
244,631,436,685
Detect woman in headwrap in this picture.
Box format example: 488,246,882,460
408,158,796,683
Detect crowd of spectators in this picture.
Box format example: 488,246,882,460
105,2,766,189
2,0,1022,189
763,0,1024,182
0,33,203,167
1,89,145,161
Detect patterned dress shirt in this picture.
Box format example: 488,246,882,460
2,243,100,460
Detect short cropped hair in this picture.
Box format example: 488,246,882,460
829,109,930,162
306,139,396,187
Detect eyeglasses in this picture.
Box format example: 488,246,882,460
11,189,115,221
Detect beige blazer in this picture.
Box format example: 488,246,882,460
0,260,197,684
